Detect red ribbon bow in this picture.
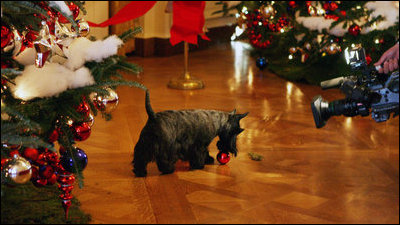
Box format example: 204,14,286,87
88,1,209,46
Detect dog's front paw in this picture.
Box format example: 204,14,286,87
133,169,147,177
205,155,215,165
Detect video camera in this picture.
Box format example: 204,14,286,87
311,45,399,128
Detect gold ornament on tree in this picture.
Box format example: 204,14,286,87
326,43,341,55
262,4,275,18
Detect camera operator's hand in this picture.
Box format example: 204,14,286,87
374,43,399,74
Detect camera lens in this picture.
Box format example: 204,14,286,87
311,95,330,128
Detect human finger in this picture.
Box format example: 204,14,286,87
383,61,389,74
374,52,389,66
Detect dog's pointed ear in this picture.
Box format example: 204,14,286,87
229,109,237,115
237,112,249,120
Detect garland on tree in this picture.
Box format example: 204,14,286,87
217,1,399,84
1,1,145,219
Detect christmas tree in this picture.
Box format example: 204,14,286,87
219,1,399,84
1,1,145,220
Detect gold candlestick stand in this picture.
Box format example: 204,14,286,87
168,41,204,90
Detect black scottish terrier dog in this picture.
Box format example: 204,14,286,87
132,90,248,177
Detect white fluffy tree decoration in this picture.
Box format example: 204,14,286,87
296,1,399,37
12,35,124,100
11,63,94,101
63,35,123,70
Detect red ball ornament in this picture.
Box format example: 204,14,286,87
35,153,47,166
1,158,11,170
47,173,58,185
48,128,60,143
366,54,372,65
76,101,90,118
39,165,55,179
323,2,330,10
329,2,338,11
1,25,13,49
288,1,297,8
348,24,361,36
340,10,346,17
217,152,230,165
23,147,39,161
71,122,91,141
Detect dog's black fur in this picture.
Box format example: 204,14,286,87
132,90,248,177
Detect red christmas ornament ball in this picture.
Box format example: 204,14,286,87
348,24,361,36
48,128,60,143
323,2,330,10
288,1,297,8
23,147,39,161
329,2,338,11
1,25,13,49
39,165,55,179
217,152,230,165
71,122,91,141
76,101,90,117
47,173,58,185
1,158,11,170
366,54,372,65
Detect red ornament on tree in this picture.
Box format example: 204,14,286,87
1,25,13,49
71,122,91,141
57,171,75,219
23,147,40,161
48,128,60,143
348,24,361,36
329,2,339,11
217,151,230,165
76,101,91,118
366,54,372,65
288,1,297,8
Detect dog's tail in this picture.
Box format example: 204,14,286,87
145,89,156,120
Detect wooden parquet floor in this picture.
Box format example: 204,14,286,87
73,41,399,224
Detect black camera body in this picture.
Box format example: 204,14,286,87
311,46,399,128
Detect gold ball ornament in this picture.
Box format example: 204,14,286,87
326,43,340,55
262,5,275,18
3,155,32,184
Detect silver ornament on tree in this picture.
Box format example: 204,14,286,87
72,19,90,37
33,21,54,68
3,155,32,184
91,87,119,113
